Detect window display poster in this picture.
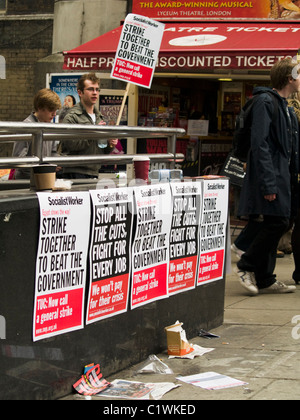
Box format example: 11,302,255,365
198,178,229,286
33,192,91,341
169,182,201,295
131,184,172,309
49,74,81,113
87,188,133,323
187,120,209,137
99,95,128,125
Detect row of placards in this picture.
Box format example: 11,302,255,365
33,178,228,341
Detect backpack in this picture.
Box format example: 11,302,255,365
232,92,279,163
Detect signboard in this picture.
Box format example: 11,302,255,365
169,182,201,295
86,188,133,323
32,179,229,340
63,23,300,73
187,120,209,137
131,184,172,308
33,192,90,341
198,178,229,286
99,95,128,125
48,73,81,111
111,13,165,88
132,0,300,21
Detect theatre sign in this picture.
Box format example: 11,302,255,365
63,23,300,73
132,0,300,20
156,54,292,70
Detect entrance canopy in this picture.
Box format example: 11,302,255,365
63,22,300,73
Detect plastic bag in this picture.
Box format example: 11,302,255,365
136,355,173,375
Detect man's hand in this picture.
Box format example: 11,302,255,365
98,120,118,149
264,194,277,202
109,138,118,148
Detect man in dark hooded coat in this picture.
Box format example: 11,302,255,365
235,58,300,295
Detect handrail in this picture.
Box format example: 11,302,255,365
0,122,186,168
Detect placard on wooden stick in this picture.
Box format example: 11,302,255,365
111,14,165,125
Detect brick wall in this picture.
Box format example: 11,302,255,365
6,0,54,15
0,18,53,156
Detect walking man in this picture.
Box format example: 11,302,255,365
235,58,300,295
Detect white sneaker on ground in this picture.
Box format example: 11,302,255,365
259,281,296,294
234,267,258,296
231,243,245,259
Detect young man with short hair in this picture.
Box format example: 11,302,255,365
235,58,300,295
12,88,61,179
60,73,118,179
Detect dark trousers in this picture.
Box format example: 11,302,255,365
237,215,289,289
291,209,300,283
235,217,263,252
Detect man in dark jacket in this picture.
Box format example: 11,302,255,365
235,58,300,295
60,73,118,178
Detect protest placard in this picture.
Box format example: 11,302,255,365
168,182,201,295
111,14,165,89
87,188,133,323
198,178,229,285
33,192,90,341
131,184,172,309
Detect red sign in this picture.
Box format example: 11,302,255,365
112,60,154,87
132,0,300,21
63,23,300,73
34,289,83,340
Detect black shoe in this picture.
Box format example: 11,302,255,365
293,279,300,285
292,271,300,285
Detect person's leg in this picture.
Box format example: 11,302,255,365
234,217,263,252
237,216,289,289
291,209,300,284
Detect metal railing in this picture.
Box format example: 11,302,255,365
0,122,185,169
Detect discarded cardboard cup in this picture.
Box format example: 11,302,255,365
133,156,150,181
165,321,194,356
33,164,57,191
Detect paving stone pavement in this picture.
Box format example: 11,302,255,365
63,251,300,401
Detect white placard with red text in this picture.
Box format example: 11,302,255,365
33,192,90,341
111,14,165,88
198,178,229,286
131,184,172,308
169,182,201,295
87,188,133,324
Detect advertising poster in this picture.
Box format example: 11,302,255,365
87,188,133,323
169,182,201,295
131,184,172,309
111,13,165,88
33,192,90,341
99,95,128,125
198,178,229,286
48,73,81,113
131,0,300,21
